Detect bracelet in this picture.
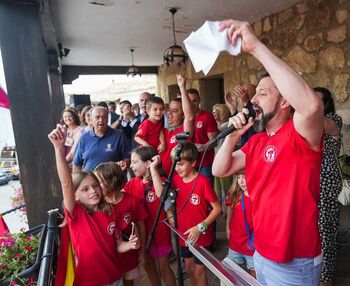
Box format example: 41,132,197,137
197,221,208,234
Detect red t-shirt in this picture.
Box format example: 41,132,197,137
193,110,218,167
227,194,254,256
173,173,218,247
114,192,148,272
241,119,322,262
65,204,122,285
160,125,184,175
135,119,162,150
160,126,194,175
124,177,171,247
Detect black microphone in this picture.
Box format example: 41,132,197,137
175,131,190,141
209,109,256,145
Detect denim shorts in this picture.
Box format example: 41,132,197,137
253,251,323,286
227,248,255,270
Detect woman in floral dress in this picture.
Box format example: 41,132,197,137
314,87,343,286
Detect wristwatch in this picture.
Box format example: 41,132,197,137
197,221,207,234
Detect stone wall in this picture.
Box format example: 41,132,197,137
157,0,350,152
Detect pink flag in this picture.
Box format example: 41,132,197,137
0,87,10,109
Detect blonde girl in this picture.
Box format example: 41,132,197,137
48,124,139,285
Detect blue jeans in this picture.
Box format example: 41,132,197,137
253,251,322,286
227,248,255,270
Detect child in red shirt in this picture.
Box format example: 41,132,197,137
94,162,148,286
48,124,139,286
151,142,221,286
125,146,176,286
226,173,255,277
134,96,166,153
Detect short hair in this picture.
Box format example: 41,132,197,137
313,87,335,115
108,101,116,107
146,96,164,111
94,162,126,192
119,100,132,107
258,71,284,99
91,106,108,116
171,142,198,163
97,101,108,109
62,108,80,126
186,88,199,97
170,97,182,105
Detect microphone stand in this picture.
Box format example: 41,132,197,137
146,140,185,286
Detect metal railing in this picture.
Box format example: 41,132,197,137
37,209,60,286
164,221,262,286
0,204,25,216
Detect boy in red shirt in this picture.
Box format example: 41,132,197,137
135,97,166,153
151,142,221,286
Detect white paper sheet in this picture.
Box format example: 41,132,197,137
184,21,241,75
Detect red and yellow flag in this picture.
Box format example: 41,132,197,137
54,225,75,286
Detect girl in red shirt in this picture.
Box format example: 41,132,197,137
94,162,148,286
48,124,140,286
226,173,256,278
125,146,176,286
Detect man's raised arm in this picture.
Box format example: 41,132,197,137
219,20,324,150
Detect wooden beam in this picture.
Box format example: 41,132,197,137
0,0,63,227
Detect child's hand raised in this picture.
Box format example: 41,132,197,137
150,155,161,170
48,124,67,148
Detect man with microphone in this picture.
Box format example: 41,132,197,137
212,20,324,286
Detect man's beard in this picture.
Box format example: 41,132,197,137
253,100,280,133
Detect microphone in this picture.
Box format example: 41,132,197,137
209,109,256,145
175,131,190,141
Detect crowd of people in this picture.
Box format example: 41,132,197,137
48,19,343,286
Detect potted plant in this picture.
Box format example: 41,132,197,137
0,225,46,286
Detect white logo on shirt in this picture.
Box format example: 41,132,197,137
107,222,116,236
264,145,277,163
190,194,200,205
122,212,132,225
170,135,176,144
105,143,112,152
146,191,156,203
196,121,203,128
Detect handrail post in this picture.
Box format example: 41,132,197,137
37,208,59,286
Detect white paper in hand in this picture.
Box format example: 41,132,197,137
184,21,241,75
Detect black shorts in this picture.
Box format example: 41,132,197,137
180,243,214,265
